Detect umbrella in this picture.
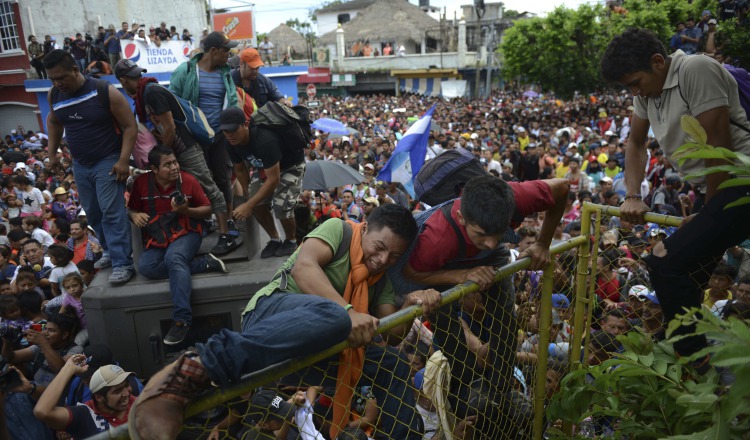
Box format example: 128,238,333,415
328,127,360,140
311,118,349,135
302,160,364,190
523,90,539,98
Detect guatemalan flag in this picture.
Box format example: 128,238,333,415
377,104,436,197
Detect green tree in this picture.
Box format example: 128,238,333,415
500,4,609,98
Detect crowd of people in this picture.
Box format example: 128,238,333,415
1,17,749,439
27,20,205,80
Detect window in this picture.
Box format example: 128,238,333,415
337,13,350,24
0,2,21,53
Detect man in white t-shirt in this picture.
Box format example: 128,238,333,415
258,36,274,66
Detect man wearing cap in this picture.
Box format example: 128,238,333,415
698,18,724,58
362,196,379,219
44,49,137,285
236,390,298,439
115,59,234,256
516,126,530,151
220,107,305,258
170,31,240,255
232,47,286,108
34,355,136,438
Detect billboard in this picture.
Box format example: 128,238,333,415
213,11,255,41
122,40,194,73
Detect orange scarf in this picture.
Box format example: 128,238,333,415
330,220,383,439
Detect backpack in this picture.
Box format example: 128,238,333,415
251,101,313,152
677,60,750,134
414,147,486,206
145,83,215,146
51,79,120,134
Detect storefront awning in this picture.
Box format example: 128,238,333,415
399,78,442,97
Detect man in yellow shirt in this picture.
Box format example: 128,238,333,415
517,127,530,151
704,263,736,310
556,154,571,178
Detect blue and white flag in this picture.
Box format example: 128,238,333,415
377,104,436,197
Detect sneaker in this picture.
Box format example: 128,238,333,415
274,240,297,257
227,219,240,237
164,322,190,345
109,267,135,285
205,253,228,274
211,234,239,255
128,351,210,440
94,255,112,269
260,240,282,258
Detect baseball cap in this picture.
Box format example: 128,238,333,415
54,187,67,195
600,176,613,183
248,390,295,421
627,285,650,298
551,293,570,309
10,129,16,134
219,107,247,132
14,163,26,171
363,163,375,170
516,127,526,133
202,31,239,51
114,59,147,79
470,133,479,139
240,47,264,68
364,196,379,207
708,18,717,25
642,293,660,305
89,364,134,393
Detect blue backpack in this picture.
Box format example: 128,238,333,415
146,83,215,146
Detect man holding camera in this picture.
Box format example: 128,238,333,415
127,146,228,345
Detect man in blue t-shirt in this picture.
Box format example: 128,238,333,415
170,32,241,255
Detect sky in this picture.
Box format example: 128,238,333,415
212,0,601,34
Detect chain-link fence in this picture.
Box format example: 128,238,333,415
93,202,714,440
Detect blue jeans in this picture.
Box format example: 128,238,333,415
197,292,351,386
138,232,207,324
72,155,133,269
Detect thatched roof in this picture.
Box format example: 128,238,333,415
317,0,442,45
268,23,308,59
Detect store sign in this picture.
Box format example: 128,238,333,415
122,40,193,73
332,74,356,86
213,11,255,40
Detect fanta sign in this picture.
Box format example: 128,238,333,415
213,11,255,41
123,40,193,73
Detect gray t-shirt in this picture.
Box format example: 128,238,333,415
634,50,750,186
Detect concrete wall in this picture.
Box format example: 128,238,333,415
316,10,364,36
18,0,207,40
333,51,481,72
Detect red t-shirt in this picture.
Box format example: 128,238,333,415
128,171,210,246
596,276,620,302
408,180,554,272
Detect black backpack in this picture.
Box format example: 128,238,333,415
414,147,486,205
250,101,312,152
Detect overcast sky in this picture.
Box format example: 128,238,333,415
213,0,601,34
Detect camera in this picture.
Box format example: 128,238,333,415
170,191,186,205
0,320,32,343
85,33,93,42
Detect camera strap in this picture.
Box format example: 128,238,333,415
146,172,183,217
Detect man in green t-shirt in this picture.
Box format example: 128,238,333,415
129,204,441,440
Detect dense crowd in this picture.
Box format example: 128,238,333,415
1,16,749,440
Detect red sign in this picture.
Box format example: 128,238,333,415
306,84,317,99
212,11,254,40
297,67,332,84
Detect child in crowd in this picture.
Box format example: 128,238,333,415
14,268,45,299
0,279,12,295
22,216,54,250
47,244,79,297
59,272,87,346
4,193,20,220
12,175,45,218
76,259,96,286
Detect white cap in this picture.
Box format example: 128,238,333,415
14,163,26,171
627,285,650,297
341,136,350,142
568,142,578,149
517,127,526,133
604,131,614,136
11,129,16,134
90,364,133,393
